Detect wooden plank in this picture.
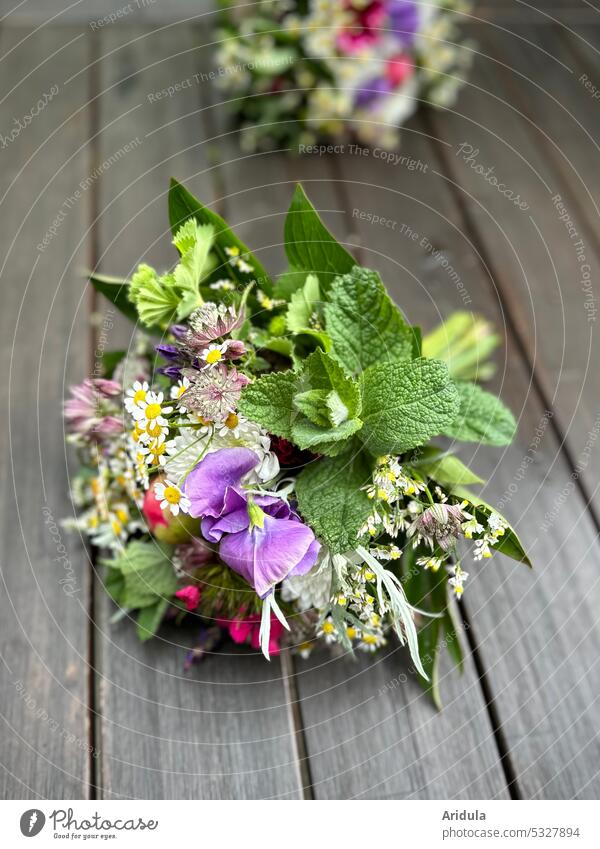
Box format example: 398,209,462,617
94,24,302,799
0,26,92,797
404,73,600,794
0,0,214,24
426,25,600,517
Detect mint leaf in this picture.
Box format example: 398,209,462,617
169,178,272,293
324,267,415,373
286,273,321,332
304,349,361,419
295,452,374,552
453,488,531,567
112,541,178,608
293,389,330,427
238,370,298,440
284,184,355,287
291,417,363,455
445,382,516,446
417,451,484,486
360,358,459,455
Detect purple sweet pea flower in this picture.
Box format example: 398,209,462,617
184,447,320,598
388,0,420,45
185,446,259,518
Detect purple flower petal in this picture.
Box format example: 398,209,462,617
185,447,259,518
219,515,320,598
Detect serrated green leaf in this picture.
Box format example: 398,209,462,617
169,178,272,293
359,358,459,455
295,452,374,553
136,597,169,641
445,382,516,446
238,370,298,440
172,221,216,320
453,487,531,567
284,185,356,287
418,452,485,487
89,272,138,322
304,349,361,419
326,390,349,426
291,416,363,454
293,389,330,427
324,266,415,373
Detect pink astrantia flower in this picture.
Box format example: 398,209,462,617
185,302,245,349
182,364,249,421
175,585,201,611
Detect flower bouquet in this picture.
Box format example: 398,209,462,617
65,179,529,704
215,0,472,151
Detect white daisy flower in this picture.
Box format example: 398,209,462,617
170,376,190,412
138,435,174,467
200,342,228,367
133,391,173,427
124,380,149,415
154,479,191,516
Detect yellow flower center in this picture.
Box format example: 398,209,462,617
116,508,128,523
111,519,123,535
177,385,187,398
133,389,146,405
322,621,335,635
151,442,166,457
144,403,161,420
363,634,378,645
224,412,239,430
163,486,181,505
346,627,357,640
206,349,223,364
146,421,163,437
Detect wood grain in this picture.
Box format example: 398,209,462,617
0,26,92,798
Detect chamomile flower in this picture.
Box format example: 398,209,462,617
358,630,387,652
154,479,191,517
200,342,227,367
133,391,173,427
448,563,469,597
317,618,338,644
209,279,235,292
256,289,285,311
170,376,190,412
124,380,149,415
138,435,174,467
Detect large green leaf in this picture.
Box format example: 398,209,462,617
169,178,272,293
284,184,356,287
238,370,298,440
136,597,169,641
295,452,374,553
111,540,178,608
445,382,516,446
359,358,459,455
324,266,415,372
416,451,485,487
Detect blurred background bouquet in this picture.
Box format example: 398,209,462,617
215,0,473,151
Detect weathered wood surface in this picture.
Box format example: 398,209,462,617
0,26,91,798
1,8,600,800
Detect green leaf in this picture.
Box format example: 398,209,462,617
286,273,321,332
304,349,361,420
136,597,169,641
238,370,298,440
360,358,459,455
445,382,516,446
453,487,531,566
172,220,216,319
291,417,363,455
89,272,138,322
169,178,272,293
422,312,500,382
112,540,178,609
104,565,126,606
128,264,180,329
324,267,415,373
273,266,307,300
284,184,356,288
417,452,484,487
295,452,374,553
293,389,330,427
